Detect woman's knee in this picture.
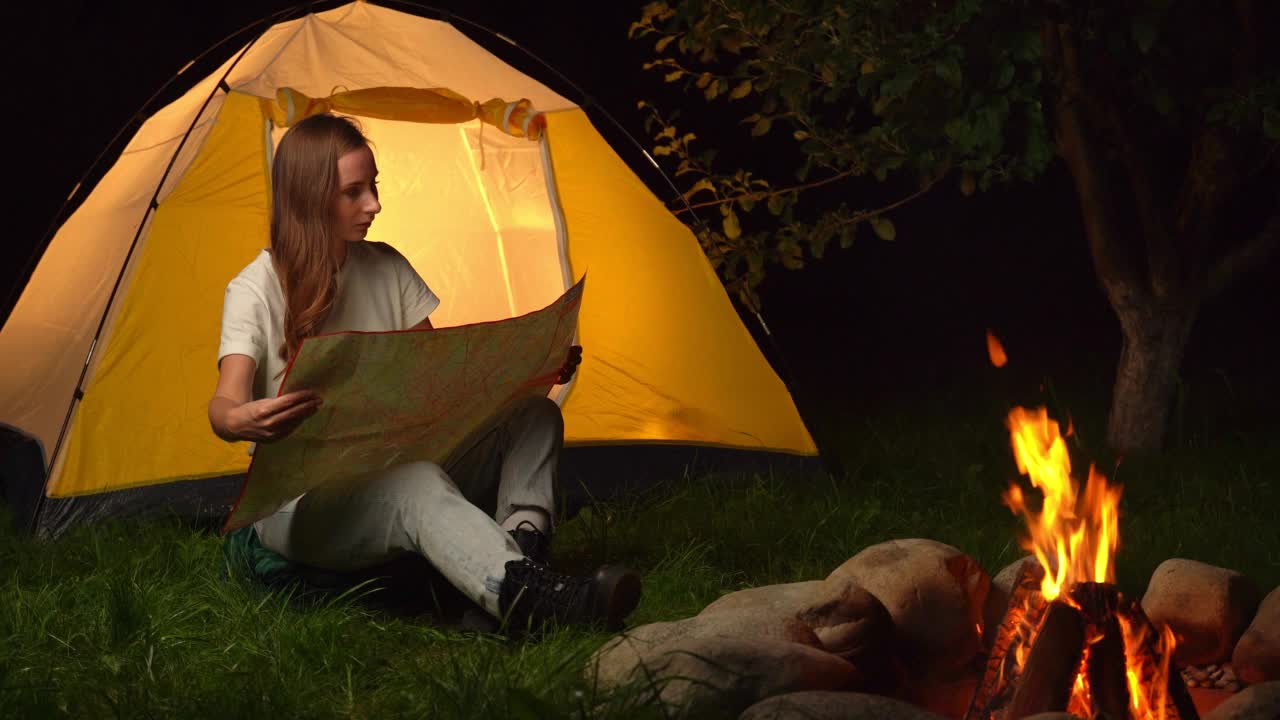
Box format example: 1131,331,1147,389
513,395,564,432
376,460,461,502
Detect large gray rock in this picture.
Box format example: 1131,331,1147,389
700,581,826,617
739,690,949,720
795,579,898,691
1202,681,1280,720
1140,559,1262,665
824,538,989,681
612,636,861,718
586,607,820,690
1233,586,1280,684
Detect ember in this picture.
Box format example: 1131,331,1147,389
964,406,1197,720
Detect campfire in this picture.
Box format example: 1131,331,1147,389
965,406,1199,720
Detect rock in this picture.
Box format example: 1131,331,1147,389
1202,681,1280,720
824,538,989,681
739,690,949,720
700,581,826,616
982,556,1038,649
1232,586,1280,684
587,607,821,690
794,579,897,690
616,636,861,718
1140,559,1262,666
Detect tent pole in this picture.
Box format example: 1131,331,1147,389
29,11,301,537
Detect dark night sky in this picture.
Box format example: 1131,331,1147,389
5,0,1278,431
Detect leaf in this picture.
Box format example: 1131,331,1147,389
723,209,742,240
705,78,723,101
681,132,697,146
655,34,678,53
751,117,773,136
873,96,893,116
659,126,677,139
696,72,712,89
1132,17,1157,54
664,70,684,83
683,178,716,201
870,217,896,241
767,194,786,215
960,172,976,196
860,59,876,75
838,225,855,249
1264,107,1280,140
935,58,962,89
880,67,919,98
636,100,647,110
730,80,753,100
821,65,837,85
652,145,673,156
793,130,810,141
995,61,1015,89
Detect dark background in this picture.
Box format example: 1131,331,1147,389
4,0,1277,451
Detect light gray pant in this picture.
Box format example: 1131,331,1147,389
255,395,562,618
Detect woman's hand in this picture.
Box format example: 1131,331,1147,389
557,345,583,384
227,390,323,443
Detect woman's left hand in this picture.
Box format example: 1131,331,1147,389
557,345,583,384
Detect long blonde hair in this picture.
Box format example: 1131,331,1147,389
268,113,371,374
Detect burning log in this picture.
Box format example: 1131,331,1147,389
1005,600,1086,720
1088,613,1133,720
1072,583,1133,720
965,561,1047,720
1121,598,1200,720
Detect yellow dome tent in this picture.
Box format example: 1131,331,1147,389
0,1,817,537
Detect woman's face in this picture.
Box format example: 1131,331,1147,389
332,145,381,243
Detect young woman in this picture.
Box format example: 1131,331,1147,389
208,113,640,632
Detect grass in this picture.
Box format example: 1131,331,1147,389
2,383,1277,718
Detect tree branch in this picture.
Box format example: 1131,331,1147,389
673,169,856,214
1206,206,1280,297
835,176,941,227
1042,21,1146,313
1079,88,1175,300
1171,1,1262,288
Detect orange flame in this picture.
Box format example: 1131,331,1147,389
1002,407,1122,599
1118,613,1178,720
987,329,1008,367
1001,407,1176,720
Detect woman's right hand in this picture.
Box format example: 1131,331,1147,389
228,391,323,443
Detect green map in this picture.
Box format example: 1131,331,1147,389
221,278,584,533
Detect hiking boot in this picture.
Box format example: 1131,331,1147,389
507,520,552,565
497,558,641,634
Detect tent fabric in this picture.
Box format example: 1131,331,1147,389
0,1,817,535
263,87,546,140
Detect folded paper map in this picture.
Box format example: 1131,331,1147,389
221,277,584,533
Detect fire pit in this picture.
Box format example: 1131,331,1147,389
966,407,1197,720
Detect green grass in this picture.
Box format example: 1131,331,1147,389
2,388,1278,719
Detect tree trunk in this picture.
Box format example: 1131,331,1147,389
1106,301,1198,453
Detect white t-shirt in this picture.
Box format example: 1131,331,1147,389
218,241,439,522
217,238,440,510
219,240,439,402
